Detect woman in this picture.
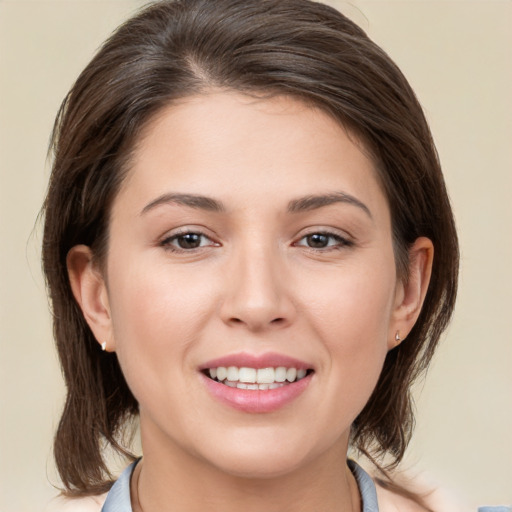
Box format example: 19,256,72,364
42,0,459,510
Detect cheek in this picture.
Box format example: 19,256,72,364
109,258,213,336
298,256,396,389
300,257,396,338
105,260,217,393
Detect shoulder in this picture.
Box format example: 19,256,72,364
44,493,107,512
376,484,460,512
375,473,467,512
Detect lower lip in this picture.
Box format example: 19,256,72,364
201,373,312,413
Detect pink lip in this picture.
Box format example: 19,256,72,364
199,352,314,414
199,352,312,370
200,373,312,414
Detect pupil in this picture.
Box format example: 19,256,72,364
308,234,328,248
178,233,201,249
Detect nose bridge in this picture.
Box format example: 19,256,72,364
221,238,293,330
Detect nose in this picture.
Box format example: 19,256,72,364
220,243,296,332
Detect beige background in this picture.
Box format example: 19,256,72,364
0,1,510,511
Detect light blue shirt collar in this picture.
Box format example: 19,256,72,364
101,459,379,512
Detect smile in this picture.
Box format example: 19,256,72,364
206,366,310,390
200,353,314,413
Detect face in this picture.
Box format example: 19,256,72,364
92,92,407,478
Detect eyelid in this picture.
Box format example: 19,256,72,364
293,228,354,249
159,227,220,251
157,226,353,252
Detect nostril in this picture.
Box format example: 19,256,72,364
225,311,290,330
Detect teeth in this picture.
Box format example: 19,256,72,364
223,381,287,390
227,366,238,381
275,367,287,382
286,368,297,382
216,367,227,381
257,368,275,384
238,367,256,383
207,366,310,387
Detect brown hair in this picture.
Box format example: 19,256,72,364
42,0,458,499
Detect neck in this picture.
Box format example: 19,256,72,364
133,427,361,512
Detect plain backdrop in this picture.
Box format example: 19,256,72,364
0,1,510,511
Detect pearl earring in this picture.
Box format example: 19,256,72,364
101,341,107,351
395,331,401,343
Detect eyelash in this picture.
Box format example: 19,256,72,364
160,229,352,253
294,231,353,251
160,231,218,252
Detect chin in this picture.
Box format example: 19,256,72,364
208,449,310,480
196,429,343,481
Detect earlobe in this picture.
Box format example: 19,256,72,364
67,245,115,352
389,237,434,349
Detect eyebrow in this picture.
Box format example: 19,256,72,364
140,190,372,218
287,192,372,218
141,193,225,215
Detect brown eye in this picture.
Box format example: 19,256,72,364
162,231,216,251
306,234,330,248
295,232,351,250
176,233,203,249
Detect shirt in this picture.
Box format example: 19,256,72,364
100,459,380,512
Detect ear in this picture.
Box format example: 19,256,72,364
67,245,115,352
388,237,434,350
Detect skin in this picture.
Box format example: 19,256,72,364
68,92,433,512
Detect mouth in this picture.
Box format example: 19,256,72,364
203,366,313,390
199,353,314,412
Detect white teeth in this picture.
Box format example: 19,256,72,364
286,368,297,382
238,367,256,383
257,367,275,384
214,380,288,390
227,366,238,381
216,367,227,381
275,367,287,382
207,365,310,388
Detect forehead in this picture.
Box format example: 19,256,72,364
117,91,387,219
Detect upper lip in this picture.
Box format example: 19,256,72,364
199,352,313,370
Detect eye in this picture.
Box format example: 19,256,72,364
295,232,351,249
161,231,217,251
